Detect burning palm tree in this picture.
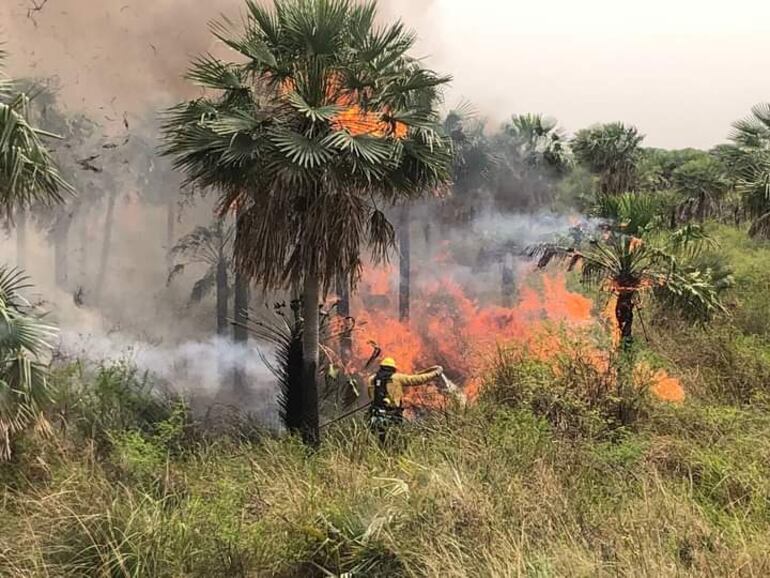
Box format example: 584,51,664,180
162,0,452,444
531,228,728,351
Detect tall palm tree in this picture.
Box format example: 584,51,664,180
442,102,497,222
672,155,731,224
572,122,644,196
727,103,770,237
0,49,72,457
162,0,452,443
493,113,571,209
168,219,233,335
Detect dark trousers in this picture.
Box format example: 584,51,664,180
367,405,404,443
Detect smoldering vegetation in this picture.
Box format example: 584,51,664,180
0,72,583,427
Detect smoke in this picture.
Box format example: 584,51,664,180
470,210,597,247
4,0,770,147
0,0,598,424
1,0,243,120
58,330,279,421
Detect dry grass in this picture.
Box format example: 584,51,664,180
2,389,770,577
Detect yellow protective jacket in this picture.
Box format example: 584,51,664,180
367,367,443,407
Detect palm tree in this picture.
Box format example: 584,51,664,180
572,122,644,196
672,156,731,224
593,191,663,235
168,219,233,335
162,0,452,443
0,49,72,457
493,113,571,209
727,103,770,237
0,268,58,458
531,229,728,351
441,103,497,222
0,58,70,211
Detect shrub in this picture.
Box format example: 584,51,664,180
479,345,651,437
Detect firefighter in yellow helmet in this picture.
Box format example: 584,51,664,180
367,357,443,441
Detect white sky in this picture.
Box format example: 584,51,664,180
386,0,770,148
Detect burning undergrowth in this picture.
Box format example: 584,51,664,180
336,250,683,413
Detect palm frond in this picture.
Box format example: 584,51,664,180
0,266,56,460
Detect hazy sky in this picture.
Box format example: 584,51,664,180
3,0,770,149
388,0,770,148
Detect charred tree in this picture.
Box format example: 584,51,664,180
216,251,229,336
53,215,72,290
501,253,515,307
15,208,26,270
94,191,117,302
615,290,634,351
166,199,175,267
301,273,321,446
279,301,305,434
398,205,411,322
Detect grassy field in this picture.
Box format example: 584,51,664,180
2,225,770,577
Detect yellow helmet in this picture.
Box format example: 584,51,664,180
380,357,397,369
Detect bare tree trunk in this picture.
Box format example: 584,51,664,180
501,253,515,308
301,273,321,446
54,209,74,290
94,191,117,302
232,270,249,393
398,205,411,323
166,199,175,267
16,208,26,270
216,253,229,336
615,291,634,352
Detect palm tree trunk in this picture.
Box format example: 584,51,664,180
166,200,175,267
16,208,26,270
301,273,321,446
94,191,117,302
216,253,228,336
54,213,72,290
615,291,634,351
697,191,707,224
398,205,411,322
501,254,515,307
232,270,249,393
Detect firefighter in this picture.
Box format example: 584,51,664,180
367,357,443,441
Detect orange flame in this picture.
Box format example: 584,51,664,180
340,259,684,409
280,75,408,139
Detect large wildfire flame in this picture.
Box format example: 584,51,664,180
336,260,683,409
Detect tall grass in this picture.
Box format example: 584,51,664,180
3,372,770,576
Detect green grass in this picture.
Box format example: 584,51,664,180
3,373,770,576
